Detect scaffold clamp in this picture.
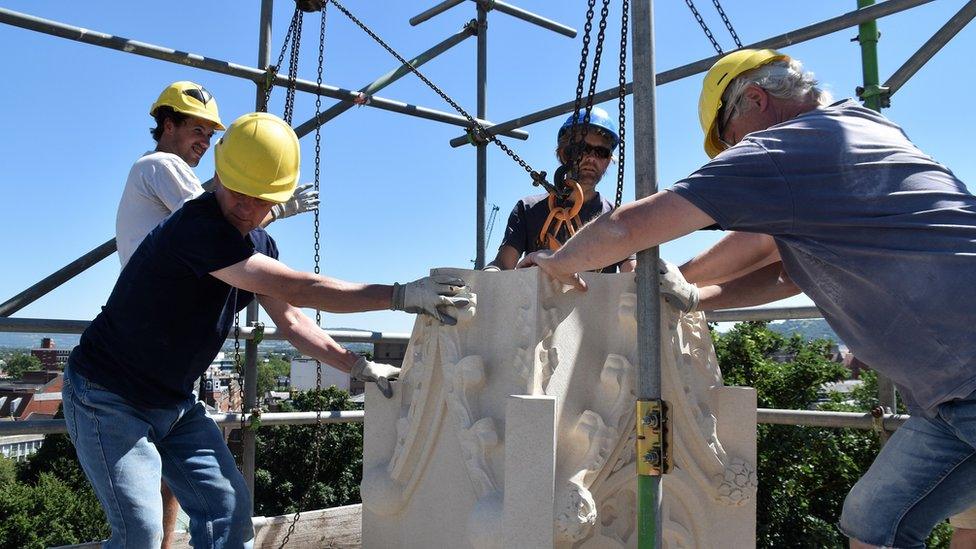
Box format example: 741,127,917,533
251,321,265,346
636,399,671,476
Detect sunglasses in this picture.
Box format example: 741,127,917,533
183,86,214,105
565,142,613,160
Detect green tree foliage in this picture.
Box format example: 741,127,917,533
0,456,16,488
255,354,292,395
0,473,108,548
3,353,41,379
253,386,363,516
713,321,951,548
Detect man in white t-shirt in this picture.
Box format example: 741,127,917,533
113,81,318,547
116,81,318,266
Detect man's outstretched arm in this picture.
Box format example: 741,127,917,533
681,232,780,286
697,261,801,311
519,191,715,288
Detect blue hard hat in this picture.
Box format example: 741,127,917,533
558,106,619,150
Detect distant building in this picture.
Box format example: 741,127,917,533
200,353,242,413
0,371,63,420
30,338,70,370
290,356,363,395
0,434,45,462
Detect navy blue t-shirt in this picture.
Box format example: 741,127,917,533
501,191,631,273
70,192,279,407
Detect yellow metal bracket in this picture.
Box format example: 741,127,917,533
636,399,671,476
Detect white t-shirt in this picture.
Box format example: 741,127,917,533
115,151,204,267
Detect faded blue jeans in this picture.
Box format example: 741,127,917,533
840,389,976,548
62,364,254,549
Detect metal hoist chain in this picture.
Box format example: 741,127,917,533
325,0,547,187
614,0,629,209
233,310,245,465
565,0,598,184
711,0,743,48
277,7,327,549
684,0,724,54
263,7,304,110
282,10,305,124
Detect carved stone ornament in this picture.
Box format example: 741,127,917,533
362,268,757,548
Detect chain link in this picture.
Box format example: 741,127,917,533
712,0,743,49
325,0,545,184
615,0,629,209
264,8,303,109
566,0,597,183
683,0,723,55
232,311,245,466
282,11,304,124
277,5,327,547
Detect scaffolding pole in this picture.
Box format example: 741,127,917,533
884,0,976,96
475,5,488,269
448,0,934,147
240,0,276,512
294,22,477,138
631,0,662,546
0,7,528,140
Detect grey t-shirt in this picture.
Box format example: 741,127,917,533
670,99,976,414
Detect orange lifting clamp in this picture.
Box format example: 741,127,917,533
536,165,586,251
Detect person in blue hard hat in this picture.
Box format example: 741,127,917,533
485,106,636,273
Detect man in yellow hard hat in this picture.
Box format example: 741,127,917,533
116,81,319,267
519,49,976,548
63,112,472,548
115,80,325,547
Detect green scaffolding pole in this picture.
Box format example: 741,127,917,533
856,0,889,111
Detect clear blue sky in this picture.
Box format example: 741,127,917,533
1,1,972,335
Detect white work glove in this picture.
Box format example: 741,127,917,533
657,259,699,313
391,274,472,326
483,265,501,272
350,356,400,398
270,184,320,220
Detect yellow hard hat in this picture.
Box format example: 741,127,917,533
214,112,300,204
150,81,225,131
698,49,789,158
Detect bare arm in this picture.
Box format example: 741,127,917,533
698,261,801,311
681,232,780,286
487,245,520,270
520,191,715,287
258,295,359,371
212,254,392,313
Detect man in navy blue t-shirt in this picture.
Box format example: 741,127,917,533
521,50,976,548
486,107,635,273
62,112,472,549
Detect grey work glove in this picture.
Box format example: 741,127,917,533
270,184,320,220
658,259,699,313
391,274,472,326
350,356,400,398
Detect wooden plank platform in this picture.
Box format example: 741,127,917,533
51,504,362,549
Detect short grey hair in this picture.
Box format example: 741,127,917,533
719,58,833,130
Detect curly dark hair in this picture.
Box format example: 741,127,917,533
150,106,189,142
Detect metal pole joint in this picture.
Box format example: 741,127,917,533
636,399,671,476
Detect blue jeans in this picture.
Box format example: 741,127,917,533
62,364,254,548
840,390,976,548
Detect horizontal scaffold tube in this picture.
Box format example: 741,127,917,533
0,7,528,140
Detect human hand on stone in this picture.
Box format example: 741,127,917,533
350,356,400,398
658,258,699,312
518,250,587,292
391,274,473,325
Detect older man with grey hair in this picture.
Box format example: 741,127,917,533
520,49,976,548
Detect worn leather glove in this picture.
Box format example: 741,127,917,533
270,184,320,220
658,259,699,313
391,274,471,325
350,356,400,398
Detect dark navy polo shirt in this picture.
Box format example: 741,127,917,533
70,192,278,408
500,191,631,273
